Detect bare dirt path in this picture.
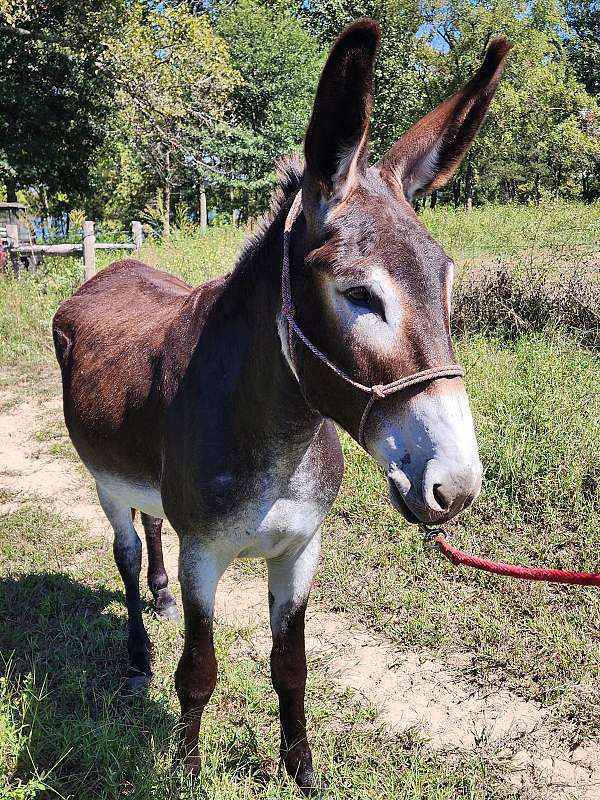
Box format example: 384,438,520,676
2,386,599,799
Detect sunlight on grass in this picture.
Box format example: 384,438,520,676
422,199,600,260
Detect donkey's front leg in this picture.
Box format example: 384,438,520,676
267,532,323,796
175,538,226,774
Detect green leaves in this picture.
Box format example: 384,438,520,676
2,0,599,221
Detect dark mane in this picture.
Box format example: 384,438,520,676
232,154,304,274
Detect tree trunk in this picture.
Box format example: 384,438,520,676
533,174,540,205
5,179,17,203
582,171,591,203
163,150,171,241
197,181,207,232
430,190,438,210
452,178,461,209
464,163,474,212
554,167,562,198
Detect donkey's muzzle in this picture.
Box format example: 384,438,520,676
388,458,482,526
421,458,482,523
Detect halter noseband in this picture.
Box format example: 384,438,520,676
281,190,465,448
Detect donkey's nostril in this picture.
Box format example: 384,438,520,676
422,458,482,520
432,483,452,512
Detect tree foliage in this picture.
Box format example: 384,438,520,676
204,0,323,214
98,1,239,229
1,0,599,226
0,0,123,203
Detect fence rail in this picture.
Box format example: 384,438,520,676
4,220,144,281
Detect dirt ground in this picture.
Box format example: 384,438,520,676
1,387,599,799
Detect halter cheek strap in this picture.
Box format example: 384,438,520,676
281,190,465,448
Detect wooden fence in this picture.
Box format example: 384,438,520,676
5,220,144,281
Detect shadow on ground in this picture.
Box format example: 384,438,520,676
0,571,179,799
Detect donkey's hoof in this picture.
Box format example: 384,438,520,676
124,670,151,695
156,600,181,624
154,590,181,623
293,767,330,798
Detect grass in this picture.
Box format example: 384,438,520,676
421,199,600,260
0,200,599,794
0,503,520,799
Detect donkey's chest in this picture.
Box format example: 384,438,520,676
206,459,333,559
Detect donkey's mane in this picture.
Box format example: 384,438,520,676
232,154,304,276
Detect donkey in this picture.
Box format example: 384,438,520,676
53,19,509,794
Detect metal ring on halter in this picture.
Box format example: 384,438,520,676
281,191,465,448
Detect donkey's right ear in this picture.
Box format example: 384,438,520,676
303,19,380,229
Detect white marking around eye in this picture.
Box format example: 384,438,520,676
324,267,404,352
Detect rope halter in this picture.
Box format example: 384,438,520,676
281,190,465,448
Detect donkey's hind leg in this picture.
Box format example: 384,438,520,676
96,483,151,692
140,512,180,622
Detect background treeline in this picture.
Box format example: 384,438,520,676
1,0,599,234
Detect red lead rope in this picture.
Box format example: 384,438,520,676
424,529,600,587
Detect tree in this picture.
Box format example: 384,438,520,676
102,1,239,235
0,1,124,206
565,0,600,98
205,0,324,215
416,0,600,204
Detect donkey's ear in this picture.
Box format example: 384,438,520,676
303,18,380,219
378,37,511,201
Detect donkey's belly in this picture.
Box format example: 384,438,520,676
90,468,325,559
232,493,326,559
92,470,166,518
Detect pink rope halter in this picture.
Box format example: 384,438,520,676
281,191,465,447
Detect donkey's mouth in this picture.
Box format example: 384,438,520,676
387,476,419,524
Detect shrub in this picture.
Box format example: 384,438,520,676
453,265,599,349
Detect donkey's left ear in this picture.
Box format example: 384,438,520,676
378,37,511,201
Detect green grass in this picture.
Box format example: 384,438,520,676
140,227,244,285
421,199,600,260
0,504,519,799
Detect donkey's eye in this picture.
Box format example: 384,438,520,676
344,286,371,306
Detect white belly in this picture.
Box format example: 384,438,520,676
90,469,325,560
92,470,166,518
234,494,324,559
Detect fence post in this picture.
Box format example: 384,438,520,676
198,184,207,232
83,220,96,281
5,224,20,273
131,220,143,253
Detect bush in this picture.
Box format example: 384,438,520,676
454,265,599,349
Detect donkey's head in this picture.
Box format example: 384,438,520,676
282,19,510,526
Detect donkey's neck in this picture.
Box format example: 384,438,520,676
198,198,321,454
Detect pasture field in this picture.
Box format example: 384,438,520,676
0,200,599,799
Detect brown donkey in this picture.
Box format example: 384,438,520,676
53,19,509,795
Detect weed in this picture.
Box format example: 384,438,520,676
454,266,599,348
